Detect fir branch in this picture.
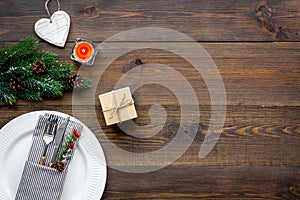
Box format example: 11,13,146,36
59,81,73,92
15,36,38,55
32,51,58,66
0,37,37,67
0,63,32,80
81,79,90,89
56,129,81,163
23,77,64,98
56,132,75,162
46,63,74,80
0,36,90,105
0,82,16,105
14,89,43,102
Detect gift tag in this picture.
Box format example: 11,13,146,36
34,0,70,47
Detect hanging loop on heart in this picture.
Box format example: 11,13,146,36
45,0,61,22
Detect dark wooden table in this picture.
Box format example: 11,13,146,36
1,0,300,199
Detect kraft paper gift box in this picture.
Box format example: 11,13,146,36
98,87,137,126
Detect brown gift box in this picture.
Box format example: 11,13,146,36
98,87,137,126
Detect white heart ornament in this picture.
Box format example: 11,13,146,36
34,11,70,47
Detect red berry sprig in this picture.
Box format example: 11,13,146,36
55,129,81,171
73,129,81,138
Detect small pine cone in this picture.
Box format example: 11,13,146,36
55,161,66,172
69,74,84,89
9,77,22,91
32,60,46,74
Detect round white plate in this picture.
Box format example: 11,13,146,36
0,111,107,200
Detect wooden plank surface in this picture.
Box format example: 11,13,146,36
0,0,300,199
0,0,299,42
0,42,298,107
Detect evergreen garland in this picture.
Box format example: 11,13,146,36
0,37,89,105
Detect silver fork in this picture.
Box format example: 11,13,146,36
39,115,58,165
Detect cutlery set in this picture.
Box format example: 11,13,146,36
14,112,86,200
39,114,70,168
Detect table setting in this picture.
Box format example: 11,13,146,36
0,111,106,200
1,0,300,199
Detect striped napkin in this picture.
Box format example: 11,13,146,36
15,114,82,200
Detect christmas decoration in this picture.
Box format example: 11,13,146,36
9,77,23,91
73,129,81,138
0,37,90,105
68,74,89,89
99,87,137,126
34,0,70,47
55,129,81,172
70,38,99,65
32,60,46,74
55,161,66,172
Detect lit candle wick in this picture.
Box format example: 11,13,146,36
73,41,95,62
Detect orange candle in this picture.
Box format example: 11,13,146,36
74,41,94,61
71,38,99,66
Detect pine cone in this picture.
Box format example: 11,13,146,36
32,60,46,74
69,74,85,89
55,161,66,172
9,77,22,91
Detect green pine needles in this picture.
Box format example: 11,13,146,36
0,37,89,105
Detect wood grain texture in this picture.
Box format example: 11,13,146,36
0,0,299,42
0,0,300,199
1,105,299,167
103,166,300,199
0,42,298,107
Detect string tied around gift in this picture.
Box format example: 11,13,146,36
103,92,134,122
45,0,61,23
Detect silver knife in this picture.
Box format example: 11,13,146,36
48,116,70,168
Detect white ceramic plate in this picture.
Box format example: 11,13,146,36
0,111,107,200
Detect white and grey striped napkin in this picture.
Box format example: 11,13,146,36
15,114,82,200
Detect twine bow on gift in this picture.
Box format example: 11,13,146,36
103,92,134,122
